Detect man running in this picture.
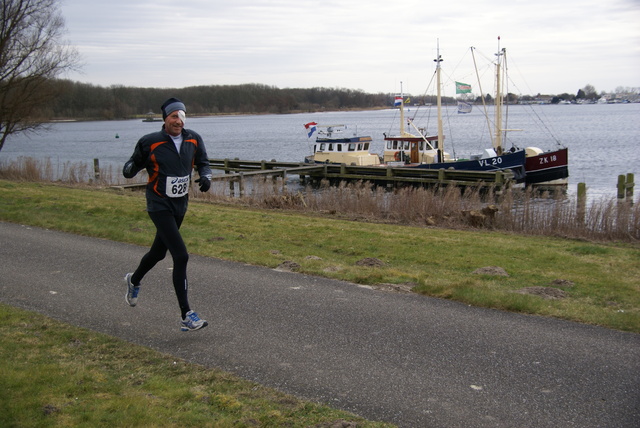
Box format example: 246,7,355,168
122,97,212,331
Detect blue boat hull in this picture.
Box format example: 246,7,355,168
413,150,526,181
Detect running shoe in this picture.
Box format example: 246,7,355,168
124,273,140,307
180,310,208,331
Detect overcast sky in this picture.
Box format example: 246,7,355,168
59,0,639,96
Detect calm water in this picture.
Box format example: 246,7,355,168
2,103,639,199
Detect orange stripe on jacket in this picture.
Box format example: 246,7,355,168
148,141,169,197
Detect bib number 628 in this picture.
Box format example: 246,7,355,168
166,175,190,198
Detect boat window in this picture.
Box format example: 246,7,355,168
364,143,369,150
357,144,363,151
404,141,410,150
328,144,333,151
337,144,342,151
319,143,325,151
348,143,356,151
419,142,424,151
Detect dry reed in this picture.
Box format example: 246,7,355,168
2,157,638,242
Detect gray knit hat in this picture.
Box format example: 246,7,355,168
161,97,186,120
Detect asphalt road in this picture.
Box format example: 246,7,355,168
1,221,638,427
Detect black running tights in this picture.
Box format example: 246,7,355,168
131,210,190,318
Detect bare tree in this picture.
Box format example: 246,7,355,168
0,0,79,152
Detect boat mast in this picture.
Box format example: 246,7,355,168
435,41,444,163
399,81,406,136
494,37,505,155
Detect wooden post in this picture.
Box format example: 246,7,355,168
93,158,100,181
386,165,394,189
617,175,626,200
229,178,235,197
626,173,634,202
282,170,287,192
239,173,245,197
577,182,586,224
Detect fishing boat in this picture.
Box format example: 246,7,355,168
383,39,568,187
304,123,381,166
524,147,569,186
468,40,568,188
382,43,526,182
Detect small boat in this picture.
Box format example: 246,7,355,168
304,124,381,166
142,111,163,122
457,101,472,114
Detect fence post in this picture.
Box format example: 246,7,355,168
386,165,394,189
617,175,625,199
239,173,245,197
93,158,100,181
229,178,235,197
577,182,586,224
626,173,634,202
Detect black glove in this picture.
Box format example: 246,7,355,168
195,176,211,192
123,159,138,178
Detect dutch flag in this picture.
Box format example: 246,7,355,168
304,122,318,138
394,96,403,107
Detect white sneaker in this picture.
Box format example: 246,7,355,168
180,310,208,331
124,273,140,307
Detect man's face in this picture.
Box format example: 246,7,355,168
164,110,184,136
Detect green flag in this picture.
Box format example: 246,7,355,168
455,81,472,94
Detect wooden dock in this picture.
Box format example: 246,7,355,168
209,158,513,192
111,159,514,195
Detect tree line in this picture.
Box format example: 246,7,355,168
42,80,476,120
43,80,627,121
41,80,400,120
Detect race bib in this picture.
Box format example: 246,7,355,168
166,175,190,198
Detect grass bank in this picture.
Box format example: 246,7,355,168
0,304,391,427
1,180,638,333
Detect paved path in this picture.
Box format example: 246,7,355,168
1,221,638,427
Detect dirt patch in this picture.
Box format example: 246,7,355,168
355,257,385,267
514,286,568,300
275,260,300,272
549,279,575,288
472,266,509,276
371,282,416,293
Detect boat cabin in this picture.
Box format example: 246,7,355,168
305,125,381,166
383,134,451,164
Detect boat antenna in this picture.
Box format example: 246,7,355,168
434,39,444,163
399,81,406,136
494,36,505,155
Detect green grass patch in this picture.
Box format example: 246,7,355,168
1,180,639,333
0,304,392,427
